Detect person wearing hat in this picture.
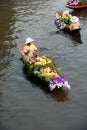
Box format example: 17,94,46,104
69,16,80,30
23,37,42,58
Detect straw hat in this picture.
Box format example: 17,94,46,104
25,37,34,44
71,16,79,23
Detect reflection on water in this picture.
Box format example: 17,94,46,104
50,88,70,102
64,30,83,44
56,30,83,45
71,8,87,18
23,72,70,102
0,1,16,81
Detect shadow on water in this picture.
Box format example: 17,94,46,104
23,70,70,102
64,30,83,44
0,1,16,78
71,8,87,18
56,29,83,45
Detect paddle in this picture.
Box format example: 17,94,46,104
36,50,58,60
18,44,58,60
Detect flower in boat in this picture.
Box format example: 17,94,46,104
29,55,35,59
67,0,79,5
49,76,71,91
62,15,71,25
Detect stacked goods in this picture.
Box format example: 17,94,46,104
23,55,71,91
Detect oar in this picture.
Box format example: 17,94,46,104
38,51,57,60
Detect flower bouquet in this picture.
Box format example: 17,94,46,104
62,14,71,25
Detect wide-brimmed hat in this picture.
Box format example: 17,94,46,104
25,37,34,44
71,16,79,23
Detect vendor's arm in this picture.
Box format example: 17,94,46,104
31,44,43,54
34,49,43,55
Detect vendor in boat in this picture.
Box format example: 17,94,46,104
55,10,68,30
55,10,63,19
23,37,42,58
68,16,80,31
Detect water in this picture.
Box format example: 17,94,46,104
0,0,87,130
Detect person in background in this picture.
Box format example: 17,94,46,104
69,16,80,30
55,10,66,30
55,10,63,19
23,37,42,58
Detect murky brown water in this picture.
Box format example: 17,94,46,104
0,0,87,130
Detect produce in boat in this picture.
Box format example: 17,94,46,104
66,0,87,9
55,10,81,32
18,44,71,91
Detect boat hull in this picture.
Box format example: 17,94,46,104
55,19,81,33
18,44,71,91
66,4,87,9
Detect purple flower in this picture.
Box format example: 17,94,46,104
67,0,79,6
49,76,71,91
29,55,35,60
50,76,66,84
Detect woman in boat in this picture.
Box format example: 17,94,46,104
55,10,70,30
55,10,63,19
55,10,66,30
23,37,42,58
68,16,80,31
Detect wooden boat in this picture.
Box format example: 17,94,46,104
63,28,81,34
66,3,87,9
18,44,71,91
55,19,80,33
